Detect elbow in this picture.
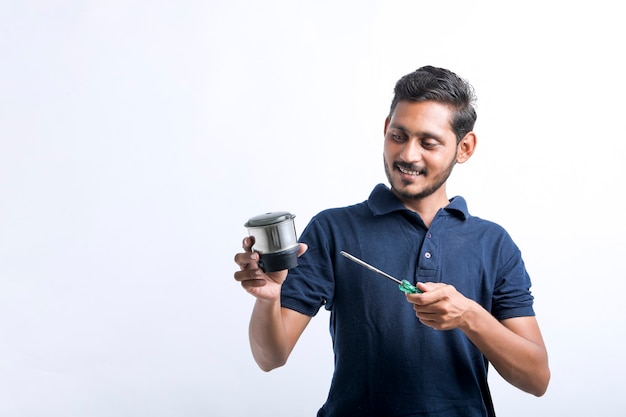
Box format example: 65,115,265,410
531,368,551,397
256,357,287,373
249,335,290,372
533,354,551,397
530,383,549,398
521,364,550,397
504,360,550,397
252,349,289,372
519,345,551,397
258,363,283,373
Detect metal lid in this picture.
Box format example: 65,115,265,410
245,211,295,227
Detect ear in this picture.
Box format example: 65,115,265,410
384,116,391,135
456,132,477,164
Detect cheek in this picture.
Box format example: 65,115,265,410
383,149,396,167
383,138,398,157
382,142,391,159
425,149,454,164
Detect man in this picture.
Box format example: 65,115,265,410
234,65,550,416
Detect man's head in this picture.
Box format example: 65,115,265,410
383,66,478,210
389,66,477,143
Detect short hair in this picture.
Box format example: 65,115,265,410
389,66,477,142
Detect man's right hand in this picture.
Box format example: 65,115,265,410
233,237,307,301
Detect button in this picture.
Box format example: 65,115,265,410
427,233,432,238
424,252,431,259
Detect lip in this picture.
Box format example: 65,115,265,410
397,165,422,176
395,163,425,180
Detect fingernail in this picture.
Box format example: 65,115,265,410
250,252,258,260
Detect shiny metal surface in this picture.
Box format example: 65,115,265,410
245,212,298,254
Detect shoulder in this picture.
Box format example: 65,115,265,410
449,196,513,239
467,214,510,236
309,199,371,227
447,199,521,261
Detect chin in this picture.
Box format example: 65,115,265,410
391,182,420,197
395,176,421,191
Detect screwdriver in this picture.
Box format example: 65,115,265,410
340,251,422,294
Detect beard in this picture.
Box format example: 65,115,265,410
384,154,456,201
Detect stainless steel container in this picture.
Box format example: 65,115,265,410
245,211,298,272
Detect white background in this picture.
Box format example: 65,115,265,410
1,1,625,416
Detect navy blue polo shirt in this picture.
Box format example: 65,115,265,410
281,183,535,417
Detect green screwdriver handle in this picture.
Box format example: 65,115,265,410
399,279,422,294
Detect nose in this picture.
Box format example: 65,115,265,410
399,139,423,163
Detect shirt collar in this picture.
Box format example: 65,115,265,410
367,183,469,220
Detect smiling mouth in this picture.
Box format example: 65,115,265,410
396,164,425,176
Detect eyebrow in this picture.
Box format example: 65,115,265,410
388,123,443,141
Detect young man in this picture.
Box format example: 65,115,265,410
234,66,550,417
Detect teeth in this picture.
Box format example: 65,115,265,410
398,166,421,176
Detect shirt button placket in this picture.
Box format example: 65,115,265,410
424,233,433,259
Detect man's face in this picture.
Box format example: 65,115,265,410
383,100,460,203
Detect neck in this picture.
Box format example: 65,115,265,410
398,188,450,228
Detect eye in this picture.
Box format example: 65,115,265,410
421,139,438,149
389,131,407,142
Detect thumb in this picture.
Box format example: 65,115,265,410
416,282,434,292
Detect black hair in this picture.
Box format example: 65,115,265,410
389,65,477,142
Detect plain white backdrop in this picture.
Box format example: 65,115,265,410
1,1,625,416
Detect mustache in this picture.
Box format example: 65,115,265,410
394,162,427,175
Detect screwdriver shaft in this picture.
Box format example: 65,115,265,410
340,251,402,285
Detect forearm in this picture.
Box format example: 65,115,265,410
249,298,291,372
461,306,550,396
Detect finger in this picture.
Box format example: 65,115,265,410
413,303,431,315
234,267,262,283
242,236,255,252
297,243,308,257
416,316,442,330
406,282,447,304
234,251,260,270
241,277,267,290
235,268,271,294
405,290,430,305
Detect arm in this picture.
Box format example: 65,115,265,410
407,283,550,396
234,238,311,371
249,300,311,371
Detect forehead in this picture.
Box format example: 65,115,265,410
389,100,454,130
